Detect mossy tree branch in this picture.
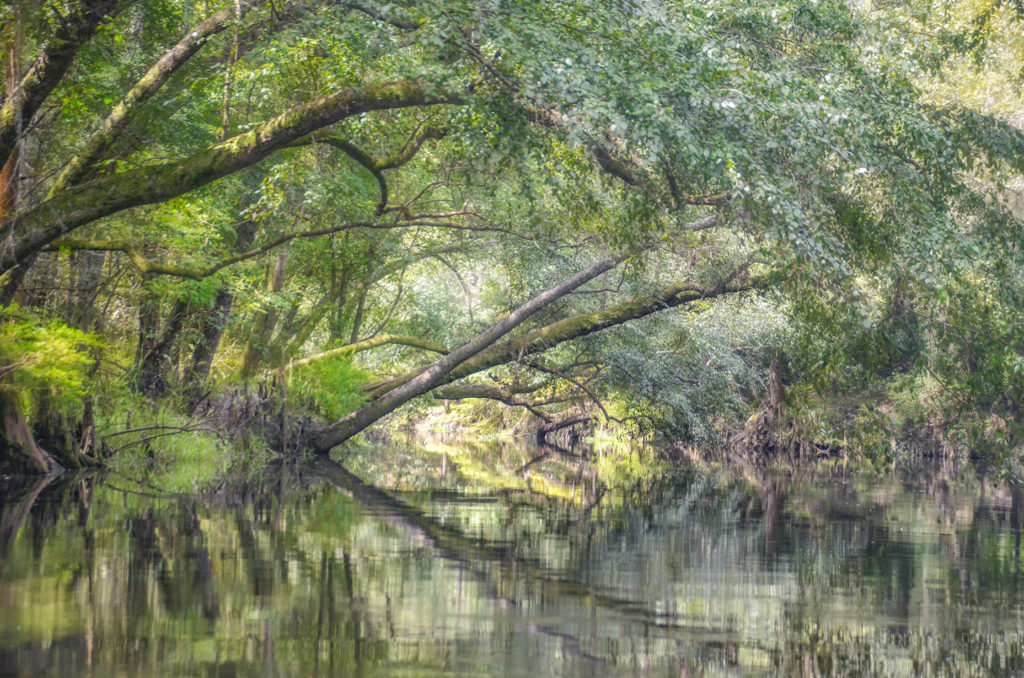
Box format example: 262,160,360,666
363,273,768,407
2,79,460,274
313,253,628,451
50,0,261,194
0,0,123,170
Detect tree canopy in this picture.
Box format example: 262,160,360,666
1,0,1022,472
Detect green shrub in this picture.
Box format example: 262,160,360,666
287,357,370,420
0,304,100,419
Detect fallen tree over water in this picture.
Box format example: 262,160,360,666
311,262,763,453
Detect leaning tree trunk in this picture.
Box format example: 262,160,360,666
313,254,625,452
319,272,764,453
0,390,63,475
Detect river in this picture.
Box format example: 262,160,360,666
2,438,1023,676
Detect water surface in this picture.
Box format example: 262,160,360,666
2,440,1024,677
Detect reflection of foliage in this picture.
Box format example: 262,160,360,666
99,400,237,493
7,457,1024,677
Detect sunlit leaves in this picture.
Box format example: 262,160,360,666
0,306,100,416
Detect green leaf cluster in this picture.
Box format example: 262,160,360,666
0,305,100,417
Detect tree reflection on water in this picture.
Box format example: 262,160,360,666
2,440,1024,677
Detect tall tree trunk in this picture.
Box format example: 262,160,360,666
0,12,24,305
64,250,106,329
348,282,367,344
242,252,287,376
182,216,258,408
137,294,188,398
328,245,350,343
184,287,234,410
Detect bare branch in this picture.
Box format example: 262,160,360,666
434,383,553,422
521,360,613,422
46,217,503,280
304,126,446,214
432,254,474,322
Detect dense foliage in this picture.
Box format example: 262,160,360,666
0,0,1022,473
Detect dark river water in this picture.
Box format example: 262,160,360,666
3,439,1024,677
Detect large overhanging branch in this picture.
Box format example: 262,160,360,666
50,0,261,194
351,217,728,399
302,125,446,214
0,0,123,170
445,274,765,387
1,79,461,275
313,252,628,451
363,270,767,407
